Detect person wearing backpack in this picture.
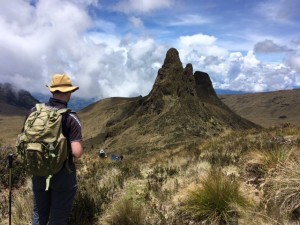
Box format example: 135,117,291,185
17,73,83,225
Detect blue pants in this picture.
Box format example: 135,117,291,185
32,165,77,225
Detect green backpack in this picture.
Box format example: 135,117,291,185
16,103,71,190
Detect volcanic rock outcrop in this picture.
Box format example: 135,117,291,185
140,48,233,113
81,48,260,154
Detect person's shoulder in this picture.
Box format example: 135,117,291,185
67,110,79,117
66,111,82,127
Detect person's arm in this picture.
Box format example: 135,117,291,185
71,141,83,158
67,112,83,158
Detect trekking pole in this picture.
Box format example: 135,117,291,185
8,153,13,225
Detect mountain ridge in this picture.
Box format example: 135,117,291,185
220,89,300,127
0,83,39,116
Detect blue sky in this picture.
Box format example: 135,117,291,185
0,0,299,99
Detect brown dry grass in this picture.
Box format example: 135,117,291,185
0,115,24,146
1,125,300,225
220,89,300,128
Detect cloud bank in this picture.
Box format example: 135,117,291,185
0,0,299,100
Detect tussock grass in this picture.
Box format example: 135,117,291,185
104,198,145,225
12,187,32,225
182,169,252,225
69,154,142,224
261,146,293,169
263,159,300,221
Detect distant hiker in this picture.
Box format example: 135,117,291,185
111,154,123,161
17,73,83,225
99,149,107,159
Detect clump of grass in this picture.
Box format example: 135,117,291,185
183,169,251,225
263,159,300,221
261,146,293,169
12,187,33,225
105,198,144,225
243,146,294,184
69,155,142,224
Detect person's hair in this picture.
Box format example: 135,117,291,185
52,90,62,94
52,91,72,96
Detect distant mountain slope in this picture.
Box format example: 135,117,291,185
79,48,259,155
33,93,96,112
220,90,300,127
0,83,39,116
0,83,39,146
216,89,250,95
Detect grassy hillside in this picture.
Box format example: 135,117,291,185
220,90,300,128
0,101,34,146
1,125,299,225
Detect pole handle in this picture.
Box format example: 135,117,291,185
8,153,13,168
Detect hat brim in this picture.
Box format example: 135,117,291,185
47,85,79,93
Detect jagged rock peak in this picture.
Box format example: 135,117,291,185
194,71,217,98
162,48,182,67
193,71,226,107
184,63,193,78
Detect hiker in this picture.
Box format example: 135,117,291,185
111,154,124,161
99,149,107,159
23,74,83,225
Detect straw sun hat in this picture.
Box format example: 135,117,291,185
47,73,79,93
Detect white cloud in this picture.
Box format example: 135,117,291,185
169,14,211,26
243,51,260,69
0,0,167,99
179,47,297,92
129,16,144,28
178,33,228,58
180,34,216,46
112,0,174,14
287,55,300,72
0,0,92,94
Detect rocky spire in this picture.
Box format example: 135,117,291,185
140,48,235,113
162,48,182,68
194,71,217,98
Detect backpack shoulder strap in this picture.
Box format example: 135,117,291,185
57,108,71,115
35,103,46,112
